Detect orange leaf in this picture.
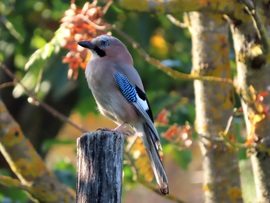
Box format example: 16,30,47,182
156,109,169,124
245,137,255,146
162,124,178,141
257,91,268,102
60,1,109,80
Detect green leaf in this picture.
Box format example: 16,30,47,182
0,169,11,176
75,71,97,116
13,26,67,98
24,42,54,71
30,35,47,49
75,97,97,117
54,159,76,172
4,18,25,43
234,118,245,143
42,139,74,152
0,186,28,202
111,4,124,14
238,147,247,160
53,160,76,189
173,149,192,170
122,164,137,189
164,144,192,169
24,26,66,71
54,170,76,189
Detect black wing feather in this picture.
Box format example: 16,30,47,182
135,86,154,122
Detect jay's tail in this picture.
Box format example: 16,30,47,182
139,123,169,195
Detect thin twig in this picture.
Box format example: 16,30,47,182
0,174,30,191
34,67,44,94
0,63,88,133
241,0,269,53
0,174,39,203
223,108,238,135
111,25,234,85
77,14,108,30
0,81,15,89
166,14,187,28
102,0,113,14
3,19,24,43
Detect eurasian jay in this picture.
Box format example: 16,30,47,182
78,35,169,195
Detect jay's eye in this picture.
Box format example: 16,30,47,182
100,39,109,48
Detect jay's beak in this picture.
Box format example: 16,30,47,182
78,41,95,49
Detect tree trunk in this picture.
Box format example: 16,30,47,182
76,131,124,203
189,12,243,203
229,4,270,202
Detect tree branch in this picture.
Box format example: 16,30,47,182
0,174,29,190
117,0,237,14
111,26,234,85
166,14,187,28
0,174,37,201
0,98,76,202
0,81,15,89
241,0,270,53
0,63,88,133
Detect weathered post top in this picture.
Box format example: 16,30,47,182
76,131,124,203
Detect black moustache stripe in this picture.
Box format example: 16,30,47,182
94,46,106,57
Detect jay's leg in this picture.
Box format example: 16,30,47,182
114,122,127,131
97,122,133,136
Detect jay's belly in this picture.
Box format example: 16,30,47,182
92,88,139,124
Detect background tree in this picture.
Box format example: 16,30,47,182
1,0,269,202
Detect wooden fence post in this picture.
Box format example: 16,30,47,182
76,131,124,203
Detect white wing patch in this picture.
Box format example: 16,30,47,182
136,94,149,112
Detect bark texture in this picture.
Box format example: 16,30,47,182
229,4,270,202
189,12,243,203
76,131,124,203
0,99,75,202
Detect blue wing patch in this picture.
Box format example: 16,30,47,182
114,72,137,103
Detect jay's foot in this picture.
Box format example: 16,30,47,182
118,129,133,137
97,127,111,132
97,128,133,136
97,123,134,137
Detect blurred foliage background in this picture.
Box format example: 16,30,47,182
0,0,254,202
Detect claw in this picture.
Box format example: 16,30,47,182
120,129,134,137
96,123,134,137
97,127,111,132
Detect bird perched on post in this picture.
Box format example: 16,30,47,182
78,35,169,195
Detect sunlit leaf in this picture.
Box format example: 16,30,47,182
12,26,68,99
24,26,65,71
31,35,47,49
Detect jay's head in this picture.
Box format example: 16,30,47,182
78,35,133,64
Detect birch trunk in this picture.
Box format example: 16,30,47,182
189,12,243,203
229,4,270,202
